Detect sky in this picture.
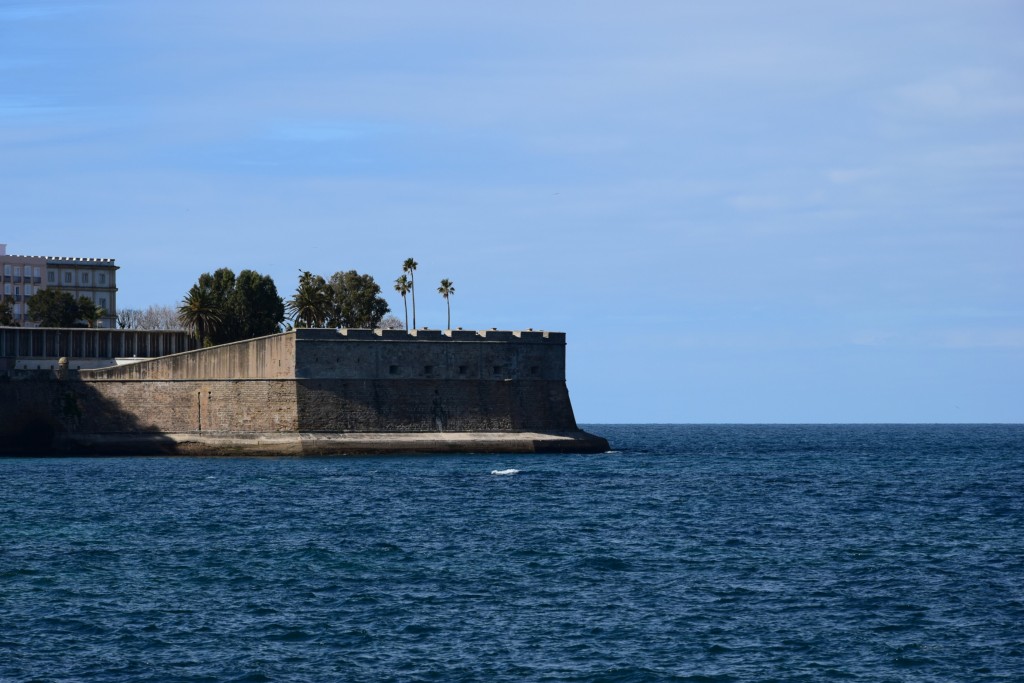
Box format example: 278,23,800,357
2,0,1022,423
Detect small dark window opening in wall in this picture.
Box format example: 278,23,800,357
389,365,398,375
424,365,433,375
458,365,467,375
493,365,502,375
530,366,539,376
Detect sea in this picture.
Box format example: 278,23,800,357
1,424,1022,682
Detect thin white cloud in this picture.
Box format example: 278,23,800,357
890,68,1024,118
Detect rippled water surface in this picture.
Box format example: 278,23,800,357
2,424,1023,682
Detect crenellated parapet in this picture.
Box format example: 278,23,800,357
79,329,569,382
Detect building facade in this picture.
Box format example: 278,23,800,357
0,244,118,328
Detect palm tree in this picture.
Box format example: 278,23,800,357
437,278,455,330
178,284,223,345
402,257,418,329
393,274,411,330
287,271,331,328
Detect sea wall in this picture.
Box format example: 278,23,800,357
0,328,605,455
295,379,576,432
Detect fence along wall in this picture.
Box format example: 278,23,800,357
0,326,197,365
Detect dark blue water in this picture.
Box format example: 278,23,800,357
2,425,1022,682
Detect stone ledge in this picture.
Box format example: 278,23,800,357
38,430,611,456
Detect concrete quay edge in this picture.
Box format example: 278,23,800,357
38,430,611,456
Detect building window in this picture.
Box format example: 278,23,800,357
98,273,107,285
64,272,72,283
14,286,20,297
24,285,32,296
3,283,9,295
458,365,467,375
389,365,398,375
34,267,41,278
48,271,55,283
3,265,9,276
98,297,107,309
81,272,90,284
13,266,20,277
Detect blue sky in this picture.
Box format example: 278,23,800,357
3,0,1022,422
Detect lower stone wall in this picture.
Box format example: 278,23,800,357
295,379,578,432
76,380,301,433
0,376,579,453
0,379,300,451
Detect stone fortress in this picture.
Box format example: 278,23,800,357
0,327,609,455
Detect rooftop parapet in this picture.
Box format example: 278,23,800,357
338,328,376,339
409,329,443,340
375,328,410,339
5,255,118,265
478,330,514,341
444,329,479,340
291,328,564,342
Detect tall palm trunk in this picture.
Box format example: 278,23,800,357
446,298,451,330
403,294,409,330
410,271,416,330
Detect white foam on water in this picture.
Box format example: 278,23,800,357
490,468,520,476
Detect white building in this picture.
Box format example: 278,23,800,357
0,243,119,328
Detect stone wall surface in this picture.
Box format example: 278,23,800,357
1,328,605,455
295,379,576,432
81,333,295,380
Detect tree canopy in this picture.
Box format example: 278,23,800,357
26,289,83,327
286,271,331,328
118,305,180,330
328,270,390,328
178,268,284,345
0,296,17,326
286,269,390,329
437,278,455,330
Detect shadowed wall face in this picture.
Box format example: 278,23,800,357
295,380,577,432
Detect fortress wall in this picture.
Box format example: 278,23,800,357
2,328,585,453
81,329,569,383
82,333,296,381
295,379,577,432
0,378,300,442
79,380,300,433
294,338,565,381
2,375,570,442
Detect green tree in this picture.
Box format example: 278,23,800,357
393,274,411,330
327,270,390,328
196,268,238,343
180,268,285,344
178,284,223,345
402,257,418,330
0,296,18,326
231,270,285,339
26,289,81,327
287,271,331,328
437,278,455,330
77,297,102,328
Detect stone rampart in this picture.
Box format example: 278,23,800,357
1,329,606,455
79,328,567,382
